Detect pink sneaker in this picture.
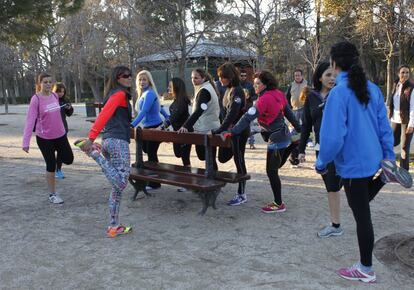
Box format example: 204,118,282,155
261,201,286,213
337,263,376,283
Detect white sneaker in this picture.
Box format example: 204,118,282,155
145,186,160,191
49,193,64,204
307,141,315,147
177,187,187,192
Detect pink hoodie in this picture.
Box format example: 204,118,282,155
22,93,66,148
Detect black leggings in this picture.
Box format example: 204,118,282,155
173,143,191,166
36,135,74,172
266,142,298,204
342,176,384,267
218,129,249,194
143,123,162,188
391,122,413,170
195,145,218,170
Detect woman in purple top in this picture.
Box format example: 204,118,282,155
22,72,74,204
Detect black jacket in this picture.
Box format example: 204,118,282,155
168,98,190,131
59,97,74,133
298,90,326,153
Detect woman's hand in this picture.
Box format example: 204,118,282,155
177,127,188,133
22,147,29,153
406,127,413,134
75,139,93,153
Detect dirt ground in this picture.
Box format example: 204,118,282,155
1,104,413,289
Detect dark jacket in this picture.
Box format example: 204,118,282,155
103,88,132,142
168,98,190,131
59,97,74,133
212,85,246,134
298,90,325,153
387,80,414,124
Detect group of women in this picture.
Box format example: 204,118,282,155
23,41,413,283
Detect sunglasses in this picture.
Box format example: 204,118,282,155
118,73,132,79
240,74,247,77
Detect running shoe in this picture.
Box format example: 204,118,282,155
381,160,412,188
107,225,132,238
227,194,247,206
55,169,65,179
49,193,64,204
261,201,286,213
337,263,376,283
177,187,187,192
317,225,343,238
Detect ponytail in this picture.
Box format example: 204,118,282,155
348,64,369,106
330,41,369,106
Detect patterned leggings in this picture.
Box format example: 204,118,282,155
90,138,130,227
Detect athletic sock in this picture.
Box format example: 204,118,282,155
358,262,373,274
332,223,340,228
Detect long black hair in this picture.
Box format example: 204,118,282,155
170,77,190,105
330,41,369,106
312,61,330,92
104,65,131,97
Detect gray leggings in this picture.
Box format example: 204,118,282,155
91,138,130,227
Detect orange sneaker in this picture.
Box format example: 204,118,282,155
106,225,132,238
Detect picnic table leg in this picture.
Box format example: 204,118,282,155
128,177,151,200
198,192,209,215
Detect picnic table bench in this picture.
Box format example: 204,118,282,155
129,128,250,214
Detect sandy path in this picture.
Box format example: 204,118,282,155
0,104,413,289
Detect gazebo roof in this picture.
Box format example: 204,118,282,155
136,38,256,63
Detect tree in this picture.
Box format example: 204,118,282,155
125,0,230,78
0,0,84,44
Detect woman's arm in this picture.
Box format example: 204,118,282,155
230,106,259,135
182,89,211,130
88,91,126,141
212,91,243,134
298,96,313,154
160,105,170,120
283,105,301,132
131,90,157,127
22,95,39,150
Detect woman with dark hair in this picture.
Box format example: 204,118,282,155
22,73,74,204
297,62,344,238
75,65,133,238
53,82,73,179
211,62,249,205
316,41,412,283
164,77,192,169
178,68,220,169
387,64,414,171
226,70,301,213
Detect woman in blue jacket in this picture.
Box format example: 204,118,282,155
131,70,169,190
316,41,412,283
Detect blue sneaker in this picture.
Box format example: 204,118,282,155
55,169,65,179
227,194,247,206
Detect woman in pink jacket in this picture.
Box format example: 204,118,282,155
22,72,74,204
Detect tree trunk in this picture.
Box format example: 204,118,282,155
386,47,395,101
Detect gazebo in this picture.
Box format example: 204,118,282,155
136,38,257,95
